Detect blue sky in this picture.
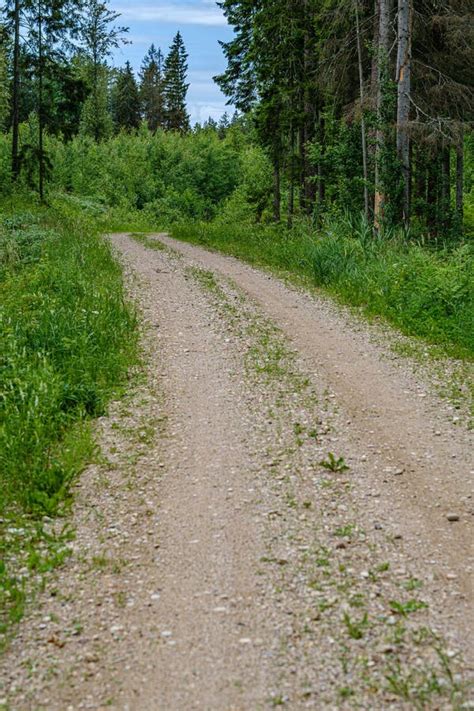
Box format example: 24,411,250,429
109,0,235,124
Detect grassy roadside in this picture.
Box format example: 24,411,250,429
0,197,138,647
171,218,474,361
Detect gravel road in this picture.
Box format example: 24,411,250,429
1,233,472,710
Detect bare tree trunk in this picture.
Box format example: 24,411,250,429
288,123,295,229
302,1,316,213
396,0,413,225
370,0,381,92
37,0,45,202
427,158,437,238
456,127,464,223
374,0,391,228
355,0,369,220
317,111,325,213
273,161,281,223
11,0,21,180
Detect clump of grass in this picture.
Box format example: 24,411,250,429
319,453,350,473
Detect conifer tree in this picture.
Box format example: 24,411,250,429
0,28,9,131
140,44,165,132
20,0,81,200
112,61,141,132
163,31,190,132
79,63,112,139
77,0,128,140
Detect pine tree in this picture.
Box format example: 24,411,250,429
140,44,165,132
112,61,141,131
163,31,190,132
4,0,21,177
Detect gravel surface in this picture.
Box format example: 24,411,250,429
0,233,472,710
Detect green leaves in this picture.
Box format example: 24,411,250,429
319,452,350,473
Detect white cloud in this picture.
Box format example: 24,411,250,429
190,102,229,123
116,1,227,27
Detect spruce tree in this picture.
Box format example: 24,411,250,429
140,44,165,132
163,31,190,132
112,61,141,131
80,63,112,139
0,28,9,131
20,0,81,200
78,0,128,140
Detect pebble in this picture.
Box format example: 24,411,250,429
446,513,460,522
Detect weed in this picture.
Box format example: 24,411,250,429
405,577,423,591
0,203,138,644
334,524,355,538
319,453,350,473
343,611,369,640
389,599,428,617
172,218,474,359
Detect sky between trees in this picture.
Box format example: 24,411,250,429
110,0,234,124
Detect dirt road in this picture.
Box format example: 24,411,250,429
1,233,472,710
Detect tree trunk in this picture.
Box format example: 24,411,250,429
11,0,21,180
317,111,325,214
427,159,438,238
374,0,391,228
456,127,464,223
396,0,413,225
38,0,45,201
355,0,370,220
370,0,381,92
273,161,281,223
288,123,295,229
301,2,316,214
441,146,451,229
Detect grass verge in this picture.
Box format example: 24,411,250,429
0,197,138,646
171,216,474,360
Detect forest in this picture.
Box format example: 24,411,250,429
0,2,473,697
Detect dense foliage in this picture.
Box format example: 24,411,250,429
217,0,473,236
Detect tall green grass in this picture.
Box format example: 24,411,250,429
0,203,138,516
172,216,474,358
